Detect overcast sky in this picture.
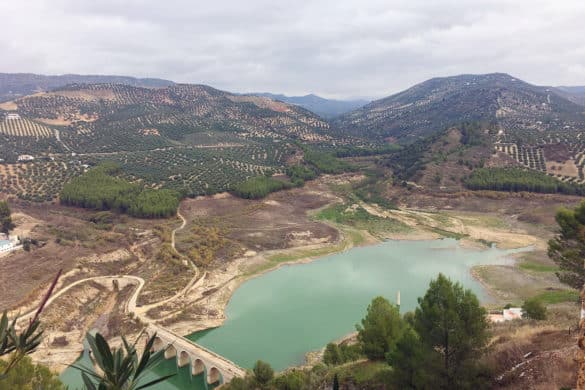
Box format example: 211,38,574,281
0,0,583,99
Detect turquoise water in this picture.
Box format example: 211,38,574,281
61,238,531,389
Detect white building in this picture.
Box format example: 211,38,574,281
5,113,21,120
17,155,35,162
0,235,19,255
488,307,523,323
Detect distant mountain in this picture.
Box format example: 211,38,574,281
0,73,174,102
557,86,585,94
555,86,585,106
334,73,585,143
251,92,368,119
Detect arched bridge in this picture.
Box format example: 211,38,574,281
145,325,246,385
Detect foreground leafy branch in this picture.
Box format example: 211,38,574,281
0,269,62,379
74,331,174,390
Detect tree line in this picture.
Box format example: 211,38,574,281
465,167,585,195
60,163,179,218
232,176,293,199
0,201,15,235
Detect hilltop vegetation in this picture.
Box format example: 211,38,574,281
60,163,179,218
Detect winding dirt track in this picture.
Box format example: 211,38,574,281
19,210,200,327
19,275,145,324
171,209,187,253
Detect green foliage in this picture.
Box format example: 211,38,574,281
60,164,179,218
548,201,585,289
316,204,411,235
323,343,343,366
413,273,489,389
0,311,44,380
323,343,363,366
128,189,180,218
465,168,585,195
0,201,15,235
383,131,443,181
518,261,559,273
356,296,404,360
0,356,64,390
522,298,547,320
286,165,317,186
252,360,274,386
459,122,486,146
89,211,115,230
272,370,305,390
303,149,353,174
386,327,435,390
351,172,397,209
73,332,174,390
533,289,579,304
232,176,292,199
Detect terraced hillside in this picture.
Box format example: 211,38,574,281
337,73,585,184
0,82,353,200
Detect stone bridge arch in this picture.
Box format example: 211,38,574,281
164,344,177,359
152,336,164,352
192,358,205,376
207,366,221,385
178,351,190,367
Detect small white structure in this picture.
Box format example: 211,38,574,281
5,113,21,120
488,307,523,323
0,235,19,255
17,155,35,162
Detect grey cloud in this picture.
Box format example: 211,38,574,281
0,0,584,99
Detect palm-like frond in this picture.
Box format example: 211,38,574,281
73,330,175,389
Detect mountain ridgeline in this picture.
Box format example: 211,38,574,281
0,73,174,102
250,93,368,119
334,73,585,144
2,72,585,203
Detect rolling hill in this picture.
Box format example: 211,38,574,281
334,73,585,144
0,73,174,102
251,93,368,119
0,82,352,201
335,73,585,189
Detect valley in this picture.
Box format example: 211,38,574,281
1,72,585,389
2,172,581,389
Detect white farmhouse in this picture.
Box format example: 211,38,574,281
17,155,35,162
5,113,21,120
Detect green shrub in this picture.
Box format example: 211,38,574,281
232,176,291,199
522,298,547,320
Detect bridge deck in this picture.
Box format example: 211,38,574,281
147,325,246,379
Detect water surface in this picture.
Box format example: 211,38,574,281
61,238,530,388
